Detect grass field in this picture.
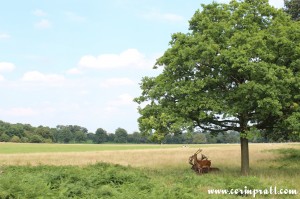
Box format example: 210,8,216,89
0,142,181,154
0,142,299,198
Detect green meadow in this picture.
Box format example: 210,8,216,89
0,143,181,154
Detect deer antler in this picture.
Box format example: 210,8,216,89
195,148,202,154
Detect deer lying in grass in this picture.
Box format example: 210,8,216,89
189,149,211,174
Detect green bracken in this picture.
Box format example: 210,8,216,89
0,148,299,199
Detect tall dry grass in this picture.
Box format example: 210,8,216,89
0,143,298,169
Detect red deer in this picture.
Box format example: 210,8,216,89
189,149,211,174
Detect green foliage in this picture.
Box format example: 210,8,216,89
0,133,10,142
5,124,25,139
74,130,87,143
127,131,148,143
35,126,53,140
192,132,207,144
95,128,108,143
10,135,21,143
284,0,300,21
135,0,300,141
114,128,128,143
1,158,298,199
0,119,297,145
0,120,155,144
29,134,44,143
0,163,159,198
55,126,75,143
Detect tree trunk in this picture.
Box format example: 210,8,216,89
240,137,249,175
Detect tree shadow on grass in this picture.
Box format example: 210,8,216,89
255,148,300,176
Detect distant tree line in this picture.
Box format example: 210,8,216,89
0,120,298,144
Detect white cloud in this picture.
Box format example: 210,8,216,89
143,11,184,23
79,90,90,95
35,19,52,29
33,9,47,17
105,93,135,113
21,71,65,83
216,0,229,3
0,62,15,72
66,67,83,75
65,11,86,22
117,93,134,104
0,75,4,81
78,48,153,70
269,0,284,8
104,106,119,114
100,78,135,88
6,107,39,117
0,33,11,40
109,93,135,107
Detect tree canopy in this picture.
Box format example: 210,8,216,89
284,0,300,21
135,0,300,175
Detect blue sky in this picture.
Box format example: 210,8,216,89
0,0,284,133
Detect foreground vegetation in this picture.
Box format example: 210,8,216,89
0,147,299,198
0,143,299,198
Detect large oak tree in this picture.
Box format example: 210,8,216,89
135,0,300,175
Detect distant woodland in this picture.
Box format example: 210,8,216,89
0,120,298,144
